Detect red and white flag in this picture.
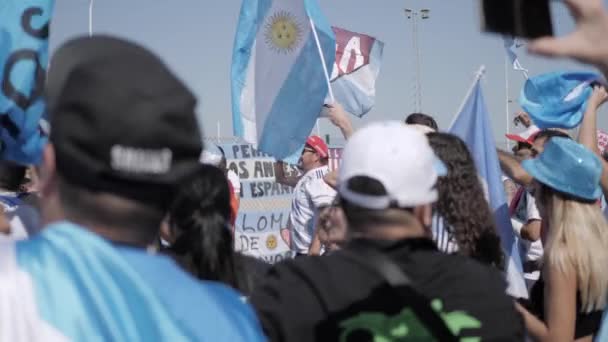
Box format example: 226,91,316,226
327,27,384,117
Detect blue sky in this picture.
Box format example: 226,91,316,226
50,0,608,148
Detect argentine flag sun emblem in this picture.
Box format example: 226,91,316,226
231,0,335,159
265,11,303,53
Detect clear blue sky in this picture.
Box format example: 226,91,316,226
50,0,608,148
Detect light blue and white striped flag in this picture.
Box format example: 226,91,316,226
449,69,529,299
231,0,336,160
0,222,265,341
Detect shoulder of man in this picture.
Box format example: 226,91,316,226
250,255,341,341
416,253,525,340
304,177,336,203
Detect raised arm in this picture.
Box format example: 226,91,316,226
579,86,607,153
497,150,533,186
324,102,354,140
274,161,300,187
578,86,608,198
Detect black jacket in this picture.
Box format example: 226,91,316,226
251,238,524,341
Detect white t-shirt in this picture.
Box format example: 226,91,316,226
512,191,543,282
227,170,241,195
431,214,459,254
289,166,335,254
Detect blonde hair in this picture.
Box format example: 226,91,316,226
541,185,608,313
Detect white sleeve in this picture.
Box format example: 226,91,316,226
306,179,337,209
525,192,541,222
227,170,241,194
511,218,524,238
478,176,490,203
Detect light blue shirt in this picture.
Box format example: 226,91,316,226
15,222,266,341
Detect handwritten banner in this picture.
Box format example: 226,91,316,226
220,143,342,263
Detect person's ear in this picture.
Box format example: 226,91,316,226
159,215,174,245
38,144,58,198
413,204,433,237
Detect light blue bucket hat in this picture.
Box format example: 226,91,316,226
519,71,601,129
522,137,602,200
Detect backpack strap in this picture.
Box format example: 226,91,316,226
339,244,458,342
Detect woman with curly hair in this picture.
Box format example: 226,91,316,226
427,132,504,269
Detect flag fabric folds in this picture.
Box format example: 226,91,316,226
0,222,265,341
328,27,384,117
0,0,53,164
449,70,528,299
503,36,529,78
231,0,336,160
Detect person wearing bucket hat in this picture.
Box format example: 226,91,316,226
519,71,602,130
515,138,608,340
499,129,571,187
528,1,608,339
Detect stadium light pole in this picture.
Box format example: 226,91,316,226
404,8,430,113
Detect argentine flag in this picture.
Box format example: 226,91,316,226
0,223,265,341
231,0,336,160
449,68,528,299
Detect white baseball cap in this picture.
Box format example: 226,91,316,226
338,121,447,210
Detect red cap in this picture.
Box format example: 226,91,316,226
306,135,329,158
505,127,541,145
505,133,533,144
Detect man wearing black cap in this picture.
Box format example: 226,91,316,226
0,36,264,340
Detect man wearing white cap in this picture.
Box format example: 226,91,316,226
251,121,523,341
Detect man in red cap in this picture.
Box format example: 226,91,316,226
273,103,353,255
281,135,337,256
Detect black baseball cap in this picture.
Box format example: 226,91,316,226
46,36,203,209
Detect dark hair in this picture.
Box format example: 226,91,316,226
533,129,570,142
405,113,438,131
167,165,244,291
427,133,504,269
214,144,228,171
0,160,26,192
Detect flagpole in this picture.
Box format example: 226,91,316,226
449,66,486,130
88,0,94,37
309,18,335,103
217,121,221,144
505,53,510,151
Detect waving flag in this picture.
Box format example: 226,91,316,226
503,36,529,79
0,223,265,341
0,0,53,165
328,27,384,117
449,68,528,299
231,0,336,160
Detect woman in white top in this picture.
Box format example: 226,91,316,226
427,133,504,269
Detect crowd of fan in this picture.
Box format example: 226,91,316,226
3,0,608,341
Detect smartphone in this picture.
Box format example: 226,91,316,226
481,0,553,39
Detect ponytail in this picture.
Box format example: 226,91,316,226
167,165,242,290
